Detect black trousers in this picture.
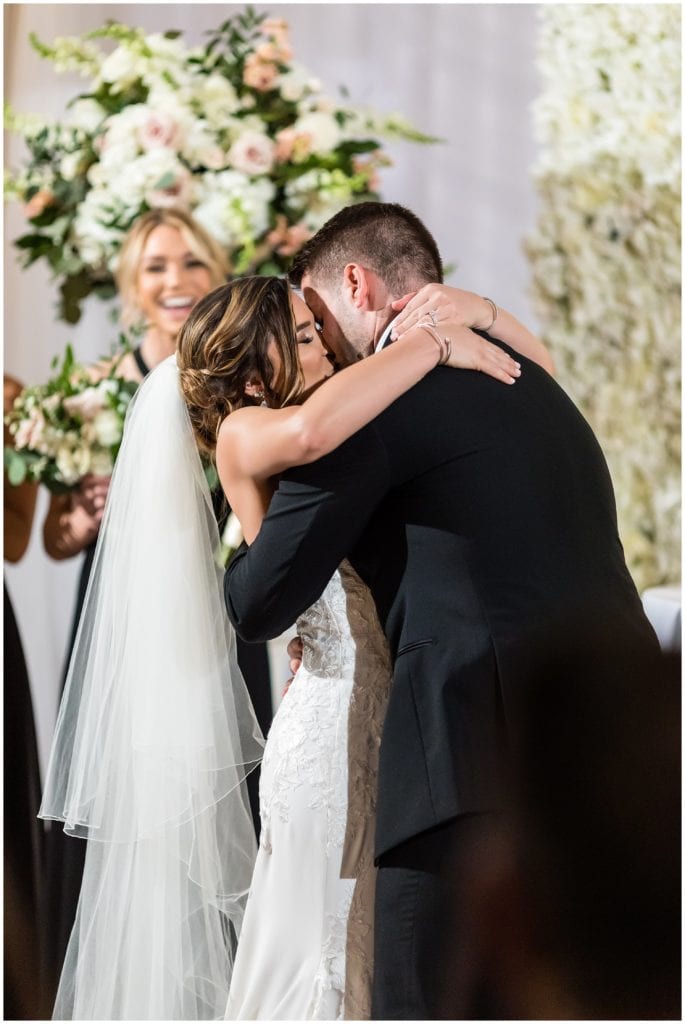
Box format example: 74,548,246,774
372,812,500,1021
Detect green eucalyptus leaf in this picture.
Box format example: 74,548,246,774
7,452,27,486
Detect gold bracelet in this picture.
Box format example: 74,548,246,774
482,296,498,332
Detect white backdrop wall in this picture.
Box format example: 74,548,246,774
4,3,541,774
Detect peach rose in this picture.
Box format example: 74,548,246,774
274,127,312,163
267,216,312,258
24,189,55,219
255,39,293,64
243,53,278,92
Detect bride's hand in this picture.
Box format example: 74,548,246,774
439,325,521,383
402,320,521,384
390,285,496,337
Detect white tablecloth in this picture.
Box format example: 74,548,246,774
642,585,681,652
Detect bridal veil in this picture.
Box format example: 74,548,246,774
39,356,264,1019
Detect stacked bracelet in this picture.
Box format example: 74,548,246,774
417,320,452,365
482,296,498,332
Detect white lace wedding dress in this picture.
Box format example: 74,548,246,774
225,561,392,1021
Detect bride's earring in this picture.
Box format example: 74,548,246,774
253,388,265,401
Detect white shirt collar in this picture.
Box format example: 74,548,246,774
374,314,401,353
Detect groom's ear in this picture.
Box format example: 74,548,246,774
342,263,372,311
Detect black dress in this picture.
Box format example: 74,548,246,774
42,346,273,1004
4,584,49,1020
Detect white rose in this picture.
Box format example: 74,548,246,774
90,450,114,475
145,33,186,64
198,145,229,170
93,409,122,447
59,151,83,182
228,131,275,176
99,134,141,170
86,163,107,187
67,98,106,133
72,445,92,478
276,63,313,103
291,111,340,156
194,74,240,125
56,445,80,485
181,120,228,169
99,45,141,91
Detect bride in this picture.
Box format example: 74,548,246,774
41,273,547,1020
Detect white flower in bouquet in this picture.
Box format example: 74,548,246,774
193,171,275,250
291,111,341,156
192,73,240,127
55,444,81,485
66,97,107,132
228,130,276,176
59,151,85,182
90,449,115,475
276,62,321,103
72,193,124,269
98,44,142,93
72,444,93,478
93,408,123,447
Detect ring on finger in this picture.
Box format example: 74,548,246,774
428,309,439,326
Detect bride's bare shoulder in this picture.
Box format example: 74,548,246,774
216,405,271,467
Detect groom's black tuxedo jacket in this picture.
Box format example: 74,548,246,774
224,341,658,857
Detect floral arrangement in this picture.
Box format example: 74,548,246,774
4,342,137,491
5,10,435,323
526,4,681,591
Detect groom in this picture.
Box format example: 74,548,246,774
224,202,659,1018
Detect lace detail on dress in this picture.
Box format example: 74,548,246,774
260,562,391,863
251,561,391,1020
309,886,354,1020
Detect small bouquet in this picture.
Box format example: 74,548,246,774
4,342,137,492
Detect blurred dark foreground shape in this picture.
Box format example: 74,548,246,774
439,627,681,1020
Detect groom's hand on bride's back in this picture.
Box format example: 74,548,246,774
282,635,303,696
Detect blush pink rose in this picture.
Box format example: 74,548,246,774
138,112,181,151
13,407,46,450
229,131,275,176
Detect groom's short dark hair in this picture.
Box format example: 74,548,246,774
289,202,443,294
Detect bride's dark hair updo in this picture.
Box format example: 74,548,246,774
177,276,304,454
